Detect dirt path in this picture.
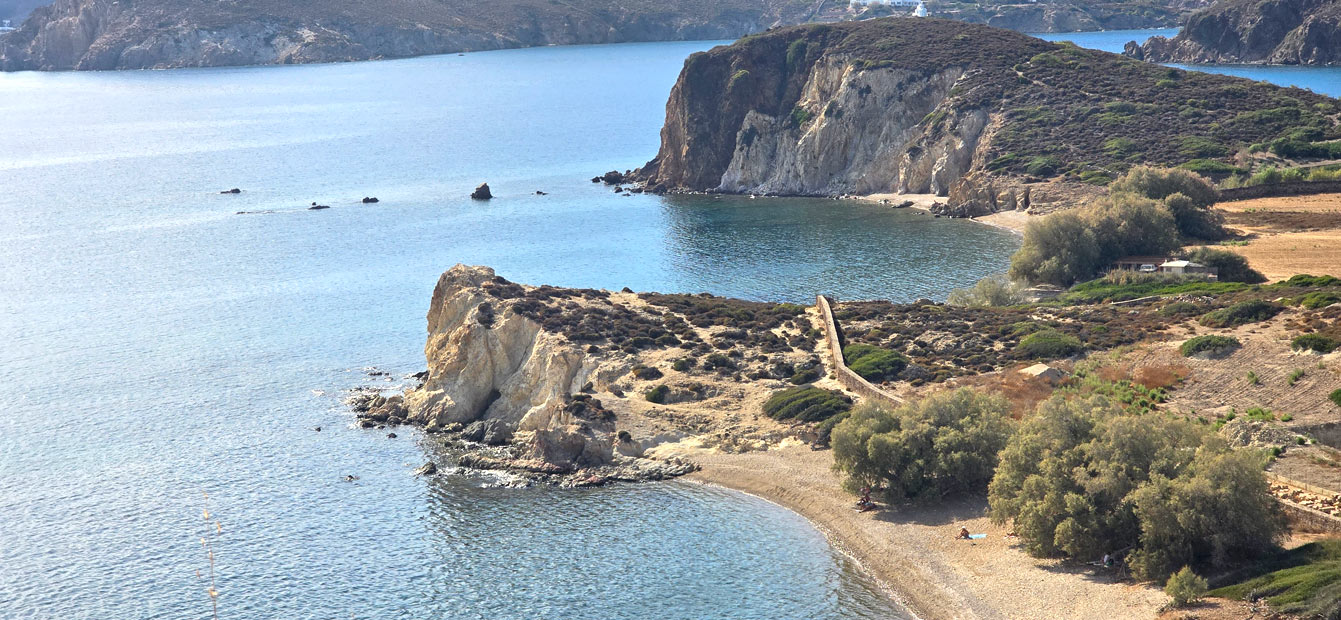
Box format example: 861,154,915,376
1211,193,1341,281
663,444,1167,620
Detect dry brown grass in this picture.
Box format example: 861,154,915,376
957,367,1058,419
1209,193,1341,282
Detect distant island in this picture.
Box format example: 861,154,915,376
0,0,1201,71
633,18,1341,216
1126,0,1341,65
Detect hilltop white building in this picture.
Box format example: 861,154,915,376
851,0,919,7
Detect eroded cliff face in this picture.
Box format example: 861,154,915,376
1127,0,1341,65
633,19,1068,208
403,265,619,470
0,0,812,70
715,61,987,196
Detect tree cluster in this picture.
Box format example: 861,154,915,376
1010,167,1228,286
831,389,1013,499
987,394,1285,582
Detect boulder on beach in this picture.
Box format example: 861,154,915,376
471,183,492,200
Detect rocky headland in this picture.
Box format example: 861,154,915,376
347,264,829,487
632,18,1341,217
1126,0,1341,65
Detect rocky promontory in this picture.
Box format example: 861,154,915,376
633,18,1341,215
349,264,831,486
1126,0,1341,65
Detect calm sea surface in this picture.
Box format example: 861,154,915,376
1,29,1334,619
1038,28,1341,97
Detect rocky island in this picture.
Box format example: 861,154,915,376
1127,0,1341,65
633,18,1341,216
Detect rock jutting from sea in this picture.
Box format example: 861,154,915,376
630,17,1341,217
1125,0,1341,65
344,264,829,487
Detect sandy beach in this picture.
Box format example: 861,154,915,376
664,444,1168,620
855,193,1033,235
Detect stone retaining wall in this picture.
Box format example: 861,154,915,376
1218,180,1341,202
815,295,904,407
1266,471,1341,534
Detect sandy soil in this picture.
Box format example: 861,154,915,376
1115,311,1341,427
853,193,1034,234
1210,193,1341,281
659,444,1168,620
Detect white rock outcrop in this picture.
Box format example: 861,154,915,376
403,265,615,468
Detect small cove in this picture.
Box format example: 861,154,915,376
2,28,1339,619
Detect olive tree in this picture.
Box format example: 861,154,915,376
988,393,1285,581
832,388,1013,499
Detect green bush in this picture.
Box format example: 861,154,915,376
788,367,821,384
1025,156,1062,176
645,384,670,404
946,274,1028,307
832,389,1013,499
1179,159,1240,175
671,358,694,372
1299,291,1341,309
1280,274,1341,288
1109,165,1218,211
1159,301,1203,317
843,344,908,382
1199,300,1282,328
1165,566,1208,607
1292,333,1338,353
631,365,663,380
1208,540,1341,618
1331,389,1341,408
988,394,1285,582
762,386,852,422
1181,335,1240,357
1182,248,1266,283
1017,329,1083,359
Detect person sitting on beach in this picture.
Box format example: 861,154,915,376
1102,553,1113,568
957,527,971,540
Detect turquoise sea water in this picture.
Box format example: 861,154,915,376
3,28,1336,619
0,39,1003,619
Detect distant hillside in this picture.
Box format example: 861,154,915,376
1127,0,1341,65
931,0,1206,32
0,0,1205,71
0,0,821,70
634,18,1341,213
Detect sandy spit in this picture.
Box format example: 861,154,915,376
676,445,1167,620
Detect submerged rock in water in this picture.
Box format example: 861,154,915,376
470,183,492,200
413,462,438,476
362,197,379,203
220,188,242,194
